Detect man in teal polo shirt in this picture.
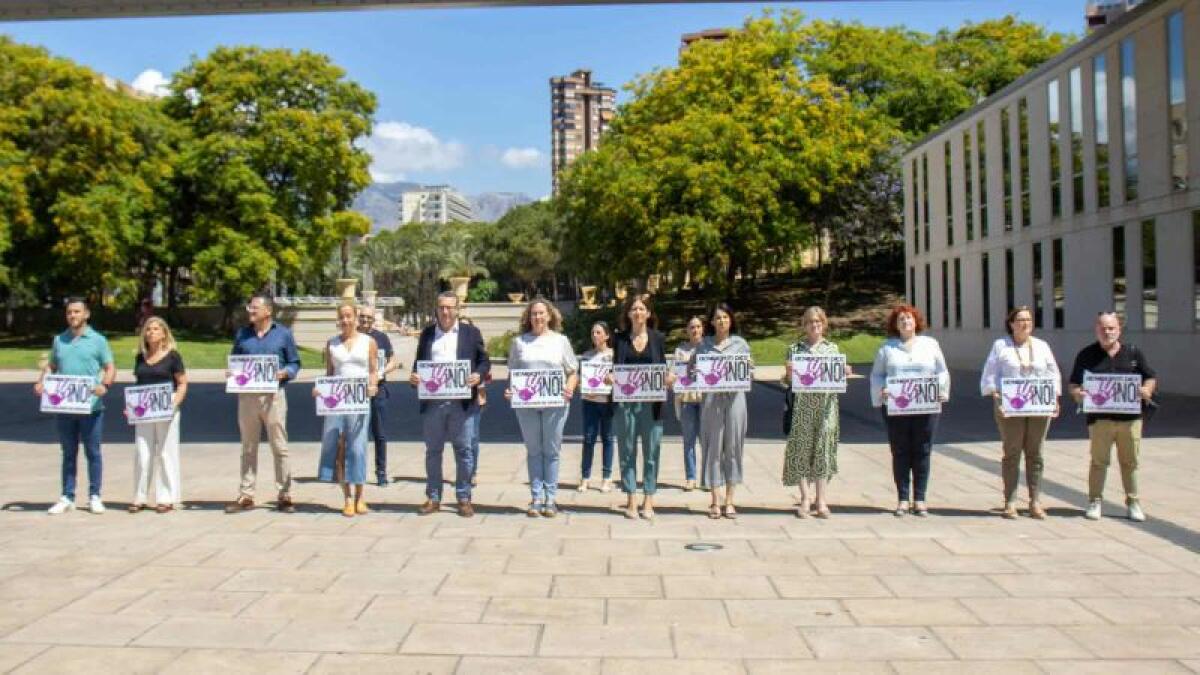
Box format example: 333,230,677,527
34,298,116,515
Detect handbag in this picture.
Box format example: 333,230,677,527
782,390,795,436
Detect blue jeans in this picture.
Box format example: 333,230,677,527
467,406,483,479
679,401,701,482
57,411,104,500
881,408,940,502
516,407,569,505
581,399,614,479
318,411,371,485
370,386,388,479
422,401,473,502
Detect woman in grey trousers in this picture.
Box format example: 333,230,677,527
695,303,751,519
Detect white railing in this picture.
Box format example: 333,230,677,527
274,296,406,307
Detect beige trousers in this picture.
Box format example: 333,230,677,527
1088,418,1140,502
237,391,291,499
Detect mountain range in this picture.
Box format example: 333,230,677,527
351,181,533,230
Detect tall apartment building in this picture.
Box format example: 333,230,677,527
680,28,731,51
1086,0,1147,31
903,0,1197,394
550,69,615,194
400,185,474,225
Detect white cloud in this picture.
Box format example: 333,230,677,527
363,121,466,182
500,147,544,169
131,69,171,98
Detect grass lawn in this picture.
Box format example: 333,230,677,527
0,330,324,370
748,331,884,366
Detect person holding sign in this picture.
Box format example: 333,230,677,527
409,291,490,518
869,305,950,517
358,306,398,487
783,306,848,519
506,298,578,517
979,306,1061,520
1068,311,1157,522
579,321,616,493
612,294,673,520
672,316,706,492
692,303,752,519
128,317,188,514
316,303,379,517
226,295,302,514
34,298,116,515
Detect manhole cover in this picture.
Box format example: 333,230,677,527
684,543,724,552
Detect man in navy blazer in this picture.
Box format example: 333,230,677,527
409,291,490,517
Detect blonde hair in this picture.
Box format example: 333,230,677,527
336,301,358,318
801,306,828,327
519,297,562,333
138,316,178,356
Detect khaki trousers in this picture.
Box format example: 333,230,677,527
237,391,291,499
993,401,1050,503
1088,418,1140,502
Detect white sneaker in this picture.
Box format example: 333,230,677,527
1128,501,1146,522
47,497,75,515
88,496,105,514
1084,499,1102,521
577,479,589,493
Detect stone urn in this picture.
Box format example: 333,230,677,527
507,292,526,304
449,276,470,303
335,278,358,300
580,285,598,309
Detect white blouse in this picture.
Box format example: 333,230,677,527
507,330,578,375
869,335,951,408
978,336,1062,397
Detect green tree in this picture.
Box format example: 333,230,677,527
477,202,565,298
935,17,1075,103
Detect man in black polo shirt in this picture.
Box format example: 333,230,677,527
358,306,399,487
1068,312,1157,522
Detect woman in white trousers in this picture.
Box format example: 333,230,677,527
129,316,188,513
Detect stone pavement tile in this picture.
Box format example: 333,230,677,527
608,599,729,626
987,573,1121,597
1078,597,1200,624
959,598,1107,625
159,648,319,674
1092,573,1200,597
879,574,1006,598
693,524,790,540
272,534,379,554
132,617,287,649
519,521,611,540
609,555,715,576
1026,537,1139,555
373,536,467,555
2,613,160,647
109,566,237,592
482,597,604,625
0,645,46,672
459,656,602,674
869,523,966,540
507,554,607,575
150,544,221,567
326,570,444,595
808,555,918,576
1038,659,1194,674
750,539,853,558
800,627,950,660
301,552,411,572
725,559,819,577
890,660,1042,674
554,575,661,598
216,569,339,593
10,645,181,674
1181,660,1200,673
309,653,459,674
1007,554,1130,574
254,519,356,537
843,539,950,556
465,538,561,555
782,525,879,541
1061,625,1200,659
675,625,811,659
907,555,1023,574
746,660,892,674
610,523,698,540
1104,551,1185,573
359,595,487,624
935,537,1041,555
539,625,672,658
404,553,508,574
267,618,413,653
199,549,315,570
439,572,551,597
841,598,979,626
119,590,261,618
57,588,148,614
562,539,658,557
602,658,743,675
237,592,373,619
663,576,778,599
0,574,113,599
192,533,292,551
433,521,527,539
771,575,891,599
932,626,1091,659
724,599,852,627
659,540,758,557
401,623,539,656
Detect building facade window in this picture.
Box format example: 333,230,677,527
922,153,931,252
1032,242,1044,329
1002,107,1013,231
1005,248,1015,312
978,120,989,238
911,158,920,253
953,257,962,328
1113,225,1126,317
941,260,950,328
982,252,991,329
1194,211,1200,330
1069,67,1085,214
1094,53,1111,209
1019,98,1031,227
965,130,974,241
1052,238,1064,329
945,141,954,247
1048,79,1062,220
909,265,916,305
1167,11,1187,191
1142,219,1157,330
1121,38,1138,202
924,263,932,319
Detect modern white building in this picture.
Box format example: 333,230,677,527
903,0,1198,394
399,185,474,225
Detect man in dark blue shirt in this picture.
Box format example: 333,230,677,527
227,294,302,514
358,306,398,487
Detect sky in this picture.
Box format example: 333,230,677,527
1,1,1082,199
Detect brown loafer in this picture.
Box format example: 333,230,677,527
277,497,296,514
457,499,475,518
224,497,253,514
128,503,145,514
418,499,440,516
154,504,174,514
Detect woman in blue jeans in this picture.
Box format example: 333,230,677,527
672,316,705,492
579,321,615,492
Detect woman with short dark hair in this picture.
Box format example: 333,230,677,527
695,303,751,519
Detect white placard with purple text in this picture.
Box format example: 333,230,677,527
40,374,96,415
123,383,175,425
692,354,753,393
612,364,669,403
509,368,567,408
790,354,848,394
315,377,370,416
672,360,702,394
1081,372,1142,415
885,376,942,416
579,360,612,396
416,360,472,400
226,355,280,393
999,377,1058,417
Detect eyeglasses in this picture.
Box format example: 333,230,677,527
358,316,374,322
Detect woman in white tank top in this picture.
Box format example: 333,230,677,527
315,303,379,517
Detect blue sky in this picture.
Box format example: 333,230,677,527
1,1,1081,198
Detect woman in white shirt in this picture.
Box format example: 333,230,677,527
979,306,1061,520
869,305,950,517
578,321,615,492
506,298,579,517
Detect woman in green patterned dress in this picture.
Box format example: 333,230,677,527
783,307,849,518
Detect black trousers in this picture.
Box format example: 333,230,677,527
370,386,388,478
881,408,939,502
